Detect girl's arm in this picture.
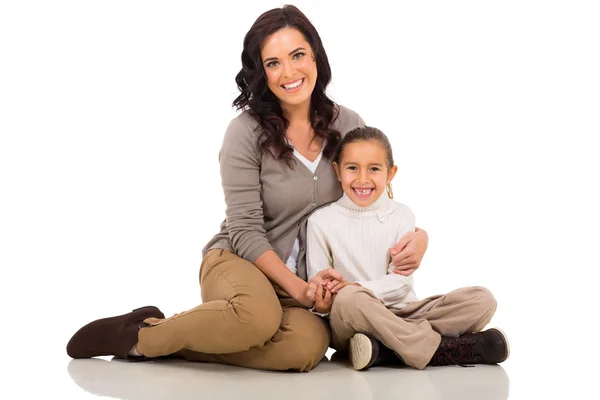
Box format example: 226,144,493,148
354,267,415,307
306,218,335,282
353,208,417,307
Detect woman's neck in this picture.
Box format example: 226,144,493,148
281,101,311,126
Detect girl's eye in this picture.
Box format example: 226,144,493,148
370,167,381,172
292,52,305,60
347,166,357,171
266,61,279,68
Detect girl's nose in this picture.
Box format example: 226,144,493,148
358,171,368,183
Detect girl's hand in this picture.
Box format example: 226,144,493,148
390,228,428,276
306,268,345,301
325,279,352,294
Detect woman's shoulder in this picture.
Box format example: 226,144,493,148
221,111,261,154
227,110,260,136
333,104,366,133
335,104,360,119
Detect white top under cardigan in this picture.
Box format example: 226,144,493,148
306,192,419,310
284,146,324,273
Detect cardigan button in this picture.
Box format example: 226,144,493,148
313,175,318,180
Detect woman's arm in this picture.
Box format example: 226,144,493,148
253,250,313,307
219,118,311,304
390,227,429,276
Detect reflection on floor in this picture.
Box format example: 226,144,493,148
67,354,509,400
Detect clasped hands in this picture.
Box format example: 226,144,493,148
305,268,352,314
304,231,425,313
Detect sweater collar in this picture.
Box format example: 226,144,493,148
337,191,391,212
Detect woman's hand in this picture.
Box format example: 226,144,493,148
389,228,429,276
296,285,317,308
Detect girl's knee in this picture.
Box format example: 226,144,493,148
331,285,370,314
471,286,497,314
468,287,497,331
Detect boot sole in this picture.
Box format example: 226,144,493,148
349,333,373,371
488,328,510,362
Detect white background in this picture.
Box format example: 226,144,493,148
1,1,599,398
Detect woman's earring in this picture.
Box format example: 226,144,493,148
386,182,394,199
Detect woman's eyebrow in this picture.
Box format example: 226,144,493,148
263,47,307,63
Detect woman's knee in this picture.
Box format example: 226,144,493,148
200,250,283,345
231,295,283,346
276,308,331,372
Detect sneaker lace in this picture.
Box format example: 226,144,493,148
432,336,480,367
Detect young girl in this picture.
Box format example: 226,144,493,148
306,126,510,370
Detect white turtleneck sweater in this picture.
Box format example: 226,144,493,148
306,192,419,310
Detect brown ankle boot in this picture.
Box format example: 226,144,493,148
428,328,510,367
66,306,164,359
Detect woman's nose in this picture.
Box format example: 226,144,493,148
282,60,296,78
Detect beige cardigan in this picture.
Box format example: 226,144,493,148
202,105,365,280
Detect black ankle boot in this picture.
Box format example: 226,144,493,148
349,333,397,370
429,328,510,367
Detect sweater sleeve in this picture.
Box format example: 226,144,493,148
306,216,334,282
355,205,417,307
219,117,273,262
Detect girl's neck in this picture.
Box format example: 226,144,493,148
338,192,391,212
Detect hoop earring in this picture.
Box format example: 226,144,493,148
386,182,394,199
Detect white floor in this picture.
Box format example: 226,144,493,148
6,336,594,399
63,353,510,400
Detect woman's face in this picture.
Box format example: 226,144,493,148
260,27,317,110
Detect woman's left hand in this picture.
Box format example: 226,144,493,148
389,228,429,276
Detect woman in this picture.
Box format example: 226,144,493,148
66,5,429,372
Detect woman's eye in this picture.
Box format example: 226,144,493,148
266,61,279,68
293,52,305,60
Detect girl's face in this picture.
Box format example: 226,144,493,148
333,140,398,207
260,27,317,110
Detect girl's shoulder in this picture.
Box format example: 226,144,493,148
387,200,416,222
308,202,340,225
